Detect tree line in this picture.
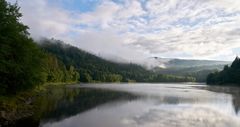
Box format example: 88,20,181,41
207,57,240,85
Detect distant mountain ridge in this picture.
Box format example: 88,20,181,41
150,57,230,82
151,57,230,69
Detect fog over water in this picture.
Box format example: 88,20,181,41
40,83,240,127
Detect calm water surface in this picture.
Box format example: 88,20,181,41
36,83,240,127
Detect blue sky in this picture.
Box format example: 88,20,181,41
7,0,240,63
48,0,102,12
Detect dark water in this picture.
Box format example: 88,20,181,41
22,83,240,127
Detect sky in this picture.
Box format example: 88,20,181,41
7,0,240,63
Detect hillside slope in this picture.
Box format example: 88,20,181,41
39,39,195,83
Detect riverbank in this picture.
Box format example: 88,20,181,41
0,83,76,126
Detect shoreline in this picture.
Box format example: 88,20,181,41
0,83,76,126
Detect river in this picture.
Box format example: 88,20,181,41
20,83,240,127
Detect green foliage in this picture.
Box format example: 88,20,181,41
0,0,45,94
67,66,80,82
43,54,79,83
207,57,240,85
39,39,196,83
105,74,122,82
0,1,79,94
80,72,92,82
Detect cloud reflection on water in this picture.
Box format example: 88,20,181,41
41,83,240,127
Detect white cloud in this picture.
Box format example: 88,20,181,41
12,0,76,39
77,1,120,28
6,0,240,63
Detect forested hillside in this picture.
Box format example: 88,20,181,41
39,39,196,83
207,57,240,85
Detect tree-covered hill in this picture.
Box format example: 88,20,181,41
207,57,240,85
39,39,196,83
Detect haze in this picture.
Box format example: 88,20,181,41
7,0,240,63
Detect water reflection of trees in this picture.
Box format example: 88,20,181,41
19,87,137,127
